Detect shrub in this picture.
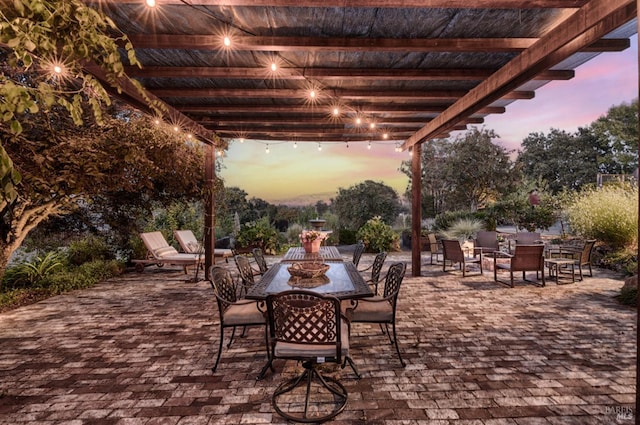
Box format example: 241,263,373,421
338,229,357,245
441,218,484,240
566,184,638,249
236,217,280,254
286,223,304,243
3,251,67,289
67,236,115,266
356,216,400,252
619,284,637,306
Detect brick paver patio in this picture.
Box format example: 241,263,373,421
0,251,635,424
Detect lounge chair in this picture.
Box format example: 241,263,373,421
174,229,233,262
134,231,204,273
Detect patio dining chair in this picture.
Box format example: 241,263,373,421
234,254,258,296
208,266,268,373
252,247,269,275
261,290,359,423
345,262,407,367
364,251,388,295
352,240,365,268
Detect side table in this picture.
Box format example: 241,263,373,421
545,258,576,285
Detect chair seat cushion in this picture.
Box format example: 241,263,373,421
274,321,349,358
346,297,393,322
223,302,265,326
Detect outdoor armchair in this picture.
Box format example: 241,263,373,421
493,244,545,287
427,233,443,265
559,239,597,280
441,239,483,277
474,231,500,255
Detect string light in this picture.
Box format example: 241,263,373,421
173,126,179,132
369,122,376,129
367,142,371,150
332,107,340,116
355,117,362,125
223,36,231,47
154,119,160,125
309,89,316,99
346,142,349,148
318,143,322,151
145,0,156,7
270,62,277,72
383,132,389,139
265,144,270,154
293,142,298,148
239,137,244,143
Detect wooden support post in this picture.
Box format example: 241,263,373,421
204,144,216,281
411,143,422,277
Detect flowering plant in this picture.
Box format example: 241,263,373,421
299,230,327,243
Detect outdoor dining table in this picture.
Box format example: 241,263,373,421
280,246,344,262
245,261,372,301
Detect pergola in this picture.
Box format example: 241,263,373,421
87,0,637,278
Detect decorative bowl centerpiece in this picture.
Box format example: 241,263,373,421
287,262,330,279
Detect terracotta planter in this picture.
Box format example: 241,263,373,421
303,240,321,253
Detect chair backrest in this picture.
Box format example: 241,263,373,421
475,231,499,250
235,255,255,286
382,262,407,299
428,233,440,252
140,231,179,258
266,290,343,362
441,239,464,263
514,232,542,245
252,248,268,274
370,251,388,285
580,239,597,263
174,230,201,253
209,265,239,307
510,245,545,271
352,240,365,267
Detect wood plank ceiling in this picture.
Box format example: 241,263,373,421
89,0,637,148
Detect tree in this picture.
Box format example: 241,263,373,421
517,128,603,193
442,127,517,211
333,180,400,230
590,99,638,175
1,0,156,203
0,106,207,282
400,138,451,217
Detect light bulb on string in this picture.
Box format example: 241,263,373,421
265,144,270,154
367,142,371,150
145,0,155,7
239,137,244,143
223,36,231,47
270,62,277,72
318,143,322,151
293,142,298,149
369,122,376,129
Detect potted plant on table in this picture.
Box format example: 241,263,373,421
299,230,327,253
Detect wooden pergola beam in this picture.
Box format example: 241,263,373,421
152,87,534,100
98,0,588,7
125,66,576,82
179,104,506,115
126,34,626,53
402,0,637,148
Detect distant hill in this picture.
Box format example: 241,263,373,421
270,192,335,206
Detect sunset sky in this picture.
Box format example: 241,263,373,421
219,35,638,206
